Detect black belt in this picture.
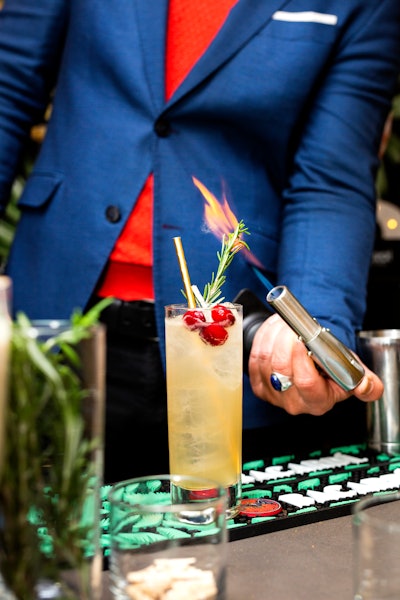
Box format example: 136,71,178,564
98,298,158,340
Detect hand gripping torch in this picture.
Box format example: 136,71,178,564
266,286,365,391
236,286,365,392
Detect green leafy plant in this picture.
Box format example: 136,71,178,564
0,299,111,600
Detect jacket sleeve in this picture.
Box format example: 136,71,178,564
278,0,400,348
0,0,68,207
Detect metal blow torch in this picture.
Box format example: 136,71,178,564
236,286,365,392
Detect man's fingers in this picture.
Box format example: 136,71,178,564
354,370,384,401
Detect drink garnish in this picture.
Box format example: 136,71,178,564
199,322,228,346
182,309,206,330
173,220,249,346
211,304,236,327
202,220,249,307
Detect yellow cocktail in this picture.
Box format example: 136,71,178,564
165,303,242,518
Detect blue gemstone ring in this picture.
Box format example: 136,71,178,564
270,372,293,392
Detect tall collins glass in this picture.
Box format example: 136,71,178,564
165,303,243,518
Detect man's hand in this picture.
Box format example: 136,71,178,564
248,314,384,415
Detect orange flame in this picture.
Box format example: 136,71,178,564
192,176,240,239
192,176,263,267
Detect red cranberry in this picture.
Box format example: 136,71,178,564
211,304,235,327
183,309,206,331
200,323,229,346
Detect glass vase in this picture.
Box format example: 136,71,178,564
0,276,12,476
0,317,106,600
0,276,13,600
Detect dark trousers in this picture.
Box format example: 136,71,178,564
98,300,170,484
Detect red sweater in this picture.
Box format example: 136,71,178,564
98,0,238,300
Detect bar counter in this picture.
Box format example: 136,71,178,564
101,405,368,599
101,512,354,600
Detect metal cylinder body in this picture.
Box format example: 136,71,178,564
358,330,400,455
267,285,364,391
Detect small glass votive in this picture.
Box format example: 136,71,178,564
108,474,228,600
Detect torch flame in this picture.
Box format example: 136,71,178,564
192,176,239,240
192,176,264,268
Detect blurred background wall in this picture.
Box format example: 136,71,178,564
364,78,400,330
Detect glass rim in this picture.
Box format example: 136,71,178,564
26,319,105,334
164,302,242,311
358,329,400,341
29,319,72,328
107,473,228,512
353,492,400,530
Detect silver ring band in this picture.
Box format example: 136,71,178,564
270,372,293,392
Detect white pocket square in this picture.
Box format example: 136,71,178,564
272,11,338,25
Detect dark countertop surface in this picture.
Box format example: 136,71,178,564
102,512,354,600
224,515,353,600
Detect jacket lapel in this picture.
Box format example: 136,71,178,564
134,0,292,109
168,0,293,105
133,0,169,112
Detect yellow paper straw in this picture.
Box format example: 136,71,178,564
173,237,196,308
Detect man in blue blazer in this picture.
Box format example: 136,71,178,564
0,0,397,478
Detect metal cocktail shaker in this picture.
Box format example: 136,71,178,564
357,329,400,455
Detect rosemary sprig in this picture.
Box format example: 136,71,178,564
202,220,250,306
0,298,112,600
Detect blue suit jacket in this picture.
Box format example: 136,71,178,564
0,0,399,426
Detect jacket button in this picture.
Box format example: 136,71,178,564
105,205,121,223
154,117,171,137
